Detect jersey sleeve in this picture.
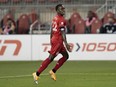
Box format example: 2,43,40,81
59,19,66,31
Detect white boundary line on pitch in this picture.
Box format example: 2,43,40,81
0,73,116,79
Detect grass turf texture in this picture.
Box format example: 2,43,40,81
0,61,116,87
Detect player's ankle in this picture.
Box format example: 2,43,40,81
52,69,56,73
36,71,40,76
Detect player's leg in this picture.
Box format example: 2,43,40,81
49,51,69,81
32,54,55,84
33,41,61,83
49,43,64,81
52,50,69,73
36,54,56,76
36,42,62,76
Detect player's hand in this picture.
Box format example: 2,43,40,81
66,43,72,52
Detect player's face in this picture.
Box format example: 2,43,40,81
58,6,65,16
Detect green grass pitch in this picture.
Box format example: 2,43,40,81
0,61,116,87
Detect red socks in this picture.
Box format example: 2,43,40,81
52,57,67,73
37,58,51,75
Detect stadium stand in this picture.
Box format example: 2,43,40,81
73,18,85,34
70,12,82,33
48,0,59,3
66,19,71,33
0,0,116,34
0,0,109,5
37,0,45,3
91,19,102,33
2,12,14,27
17,14,30,34
28,11,39,23
102,11,115,24
0,0,8,3
11,0,20,3
70,12,82,24
63,0,71,3
24,0,33,3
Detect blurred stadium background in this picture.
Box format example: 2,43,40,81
0,0,116,34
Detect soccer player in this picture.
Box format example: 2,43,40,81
32,4,71,84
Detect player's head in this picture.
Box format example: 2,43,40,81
55,4,65,16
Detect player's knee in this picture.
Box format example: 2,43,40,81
49,57,54,61
64,53,69,59
48,54,55,61
67,53,69,59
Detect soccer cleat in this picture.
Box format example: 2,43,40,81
32,72,39,84
49,70,56,81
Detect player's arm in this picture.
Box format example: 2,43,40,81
60,27,71,52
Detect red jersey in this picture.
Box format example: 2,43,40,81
51,14,66,43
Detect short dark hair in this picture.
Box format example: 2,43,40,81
55,4,63,11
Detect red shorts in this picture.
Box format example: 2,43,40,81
49,41,66,56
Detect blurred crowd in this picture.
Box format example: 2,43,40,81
0,10,116,35
67,11,116,34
